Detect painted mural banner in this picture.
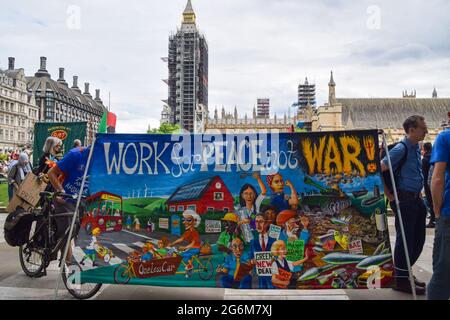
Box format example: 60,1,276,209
71,130,394,289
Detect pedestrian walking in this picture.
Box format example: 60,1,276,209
422,142,435,228
7,152,32,200
428,127,450,300
381,115,428,295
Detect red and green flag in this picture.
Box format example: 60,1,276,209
98,111,117,133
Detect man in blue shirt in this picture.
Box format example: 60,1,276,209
428,128,450,300
48,146,91,264
381,115,428,295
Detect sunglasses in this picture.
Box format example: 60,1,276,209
182,218,193,222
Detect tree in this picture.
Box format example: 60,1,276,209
147,123,180,134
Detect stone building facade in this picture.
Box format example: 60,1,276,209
205,106,296,133
304,71,450,143
0,57,39,151
26,57,107,145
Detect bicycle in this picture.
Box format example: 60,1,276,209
173,248,214,280
18,190,102,300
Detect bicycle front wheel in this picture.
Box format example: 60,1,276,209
62,264,102,300
113,263,131,284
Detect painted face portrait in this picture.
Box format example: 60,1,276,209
242,187,256,204
224,220,237,233
270,174,284,193
255,216,267,233
231,238,244,258
183,215,194,229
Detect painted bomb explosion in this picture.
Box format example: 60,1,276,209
74,130,393,289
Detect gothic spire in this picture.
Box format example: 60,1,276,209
182,0,196,24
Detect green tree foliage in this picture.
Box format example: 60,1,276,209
147,123,180,134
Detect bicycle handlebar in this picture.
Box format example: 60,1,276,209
39,191,87,200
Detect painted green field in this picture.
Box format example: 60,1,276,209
122,197,166,215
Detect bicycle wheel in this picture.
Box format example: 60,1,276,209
19,243,45,278
113,263,131,284
62,264,102,300
198,258,214,280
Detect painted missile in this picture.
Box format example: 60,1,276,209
373,241,385,256
356,253,392,270
321,252,368,265
299,265,335,282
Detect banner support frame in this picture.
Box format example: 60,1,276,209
53,135,97,300
380,131,417,300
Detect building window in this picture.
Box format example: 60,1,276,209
45,97,55,120
214,192,224,201
187,205,196,211
177,205,184,211
170,206,176,212
207,207,214,212
223,207,229,213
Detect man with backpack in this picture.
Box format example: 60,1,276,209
381,115,428,295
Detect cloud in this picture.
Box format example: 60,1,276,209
1,0,449,132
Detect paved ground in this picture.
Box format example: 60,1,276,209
0,214,435,300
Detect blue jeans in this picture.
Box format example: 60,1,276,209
221,274,252,289
390,197,427,279
8,184,14,201
258,276,274,289
181,248,200,263
428,216,450,300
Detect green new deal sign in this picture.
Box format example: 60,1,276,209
33,122,87,167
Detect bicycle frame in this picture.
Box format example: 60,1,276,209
25,196,80,267
175,254,211,275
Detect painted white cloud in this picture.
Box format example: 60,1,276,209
1,0,449,133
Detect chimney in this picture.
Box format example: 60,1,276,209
94,89,103,103
83,82,92,97
8,57,15,70
72,76,78,88
71,75,81,93
35,56,50,77
40,56,47,71
58,68,64,80
57,67,68,86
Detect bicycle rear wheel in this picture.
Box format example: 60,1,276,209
62,264,102,300
19,243,45,278
198,258,214,280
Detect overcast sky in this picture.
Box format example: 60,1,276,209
1,0,449,133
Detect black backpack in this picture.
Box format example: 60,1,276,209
380,141,408,194
3,208,35,247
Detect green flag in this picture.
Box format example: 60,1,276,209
32,122,87,167
98,112,108,133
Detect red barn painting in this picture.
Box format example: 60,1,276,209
166,176,234,214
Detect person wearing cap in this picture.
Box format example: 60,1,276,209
169,209,201,272
277,210,310,244
217,212,241,255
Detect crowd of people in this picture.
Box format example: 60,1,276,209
381,114,450,300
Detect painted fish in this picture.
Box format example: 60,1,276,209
321,252,368,265
356,253,392,270
298,265,335,282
